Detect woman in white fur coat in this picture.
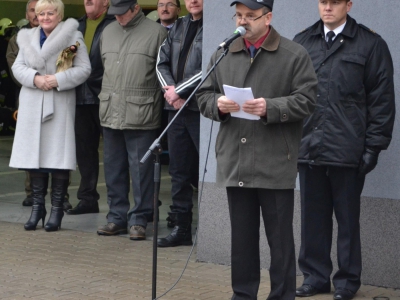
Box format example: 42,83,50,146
10,0,91,232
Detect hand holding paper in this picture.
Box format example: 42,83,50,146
222,84,261,120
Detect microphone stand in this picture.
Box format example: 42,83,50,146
140,46,230,300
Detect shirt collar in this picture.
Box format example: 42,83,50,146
244,27,270,50
324,22,346,40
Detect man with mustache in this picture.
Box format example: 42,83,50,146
157,0,181,30
293,1,395,299
66,0,115,215
198,0,317,298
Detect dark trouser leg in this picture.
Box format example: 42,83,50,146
227,187,260,300
330,167,364,293
103,127,130,228
259,189,296,300
298,164,333,291
24,171,49,230
22,171,33,206
126,129,157,228
75,105,101,204
25,171,32,197
167,110,199,217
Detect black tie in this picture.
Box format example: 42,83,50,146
326,31,335,49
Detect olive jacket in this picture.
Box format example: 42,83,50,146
99,9,167,130
197,26,317,189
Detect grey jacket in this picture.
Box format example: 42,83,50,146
99,9,167,130
197,27,317,189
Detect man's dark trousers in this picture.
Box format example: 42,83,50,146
298,164,365,293
103,127,157,228
75,104,101,204
167,109,199,217
227,187,296,300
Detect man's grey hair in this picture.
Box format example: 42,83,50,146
26,0,38,11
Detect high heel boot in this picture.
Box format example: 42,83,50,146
24,174,48,230
45,177,68,232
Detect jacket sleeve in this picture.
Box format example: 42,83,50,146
264,47,317,124
11,47,38,89
175,69,202,100
197,51,229,123
363,37,395,151
156,34,176,89
6,34,22,87
55,32,91,91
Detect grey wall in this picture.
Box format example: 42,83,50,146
198,0,400,289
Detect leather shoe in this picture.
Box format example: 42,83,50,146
67,201,99,215
334,289,355,300
97,223,127,236
296,285,321,297
22,197,33,206
129,225,146,240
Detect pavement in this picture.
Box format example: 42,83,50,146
1,135,400,300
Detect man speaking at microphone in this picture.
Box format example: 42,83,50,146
197,0,317,298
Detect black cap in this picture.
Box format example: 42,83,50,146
108,0,137,15
230,0,274,11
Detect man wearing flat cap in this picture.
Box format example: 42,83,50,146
96,0,167,240
293,1,395,300
197,0,317,298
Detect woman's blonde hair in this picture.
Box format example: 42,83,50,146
35,0,64,20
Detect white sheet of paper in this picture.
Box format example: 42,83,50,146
223,84,260,120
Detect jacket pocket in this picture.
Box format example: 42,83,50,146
98,92,111,124
125,96,154,126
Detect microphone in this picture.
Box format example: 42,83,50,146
218,26,246,50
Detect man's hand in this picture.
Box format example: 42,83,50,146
45,75,58,88
218,96,240,114
163,85,180,105
358,148,379,177
242,98,267,117
34,75,52,91
172,99,186,110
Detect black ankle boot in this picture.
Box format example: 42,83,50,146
44,207,64,232
24,205,47,230
157,225,193,247
157,213,193,247
24,173,48,231
45,177,68,232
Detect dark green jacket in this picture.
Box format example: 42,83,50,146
197,26,317,189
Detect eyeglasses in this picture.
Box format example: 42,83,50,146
38,10,56,17
157,2,178,8
232,12,269,22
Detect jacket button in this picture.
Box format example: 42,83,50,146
317,94,320,97
241,138,246,143
238,181,244,187
282,113,287,119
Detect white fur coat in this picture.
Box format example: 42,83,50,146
10,19,91,170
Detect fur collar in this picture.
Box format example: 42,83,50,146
17,18,79,70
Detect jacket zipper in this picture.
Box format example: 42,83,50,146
280,124,291,160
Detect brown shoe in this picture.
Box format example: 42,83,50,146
129,225,146,240
97,223,127,236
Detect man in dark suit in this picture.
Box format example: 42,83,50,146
293,1,395,300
